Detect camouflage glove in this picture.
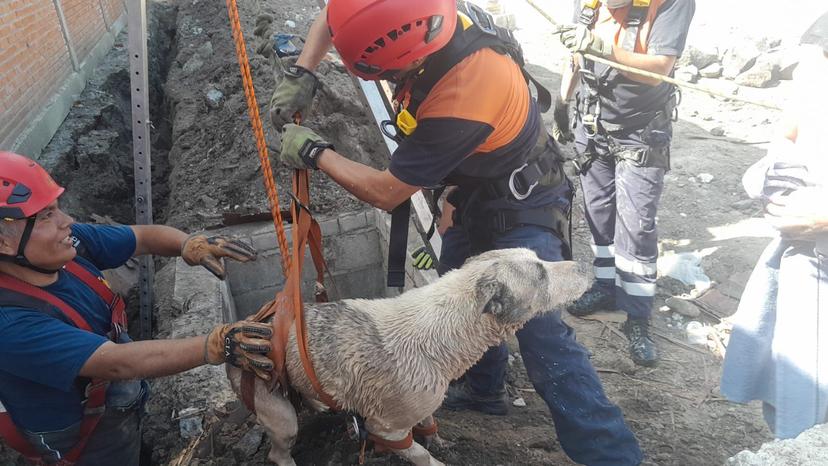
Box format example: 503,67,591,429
205,321,273,381
269,65,319,128
560,24,613,58
411,246,435,270
552,96,574,144
181,234,257,280
279,124,334,170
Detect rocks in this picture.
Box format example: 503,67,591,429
698,173,714,183
675,65,699,83
736,53,780,88
205,88,224,109
722,44,761,79
513,397,527,407
710,127,726,137
233,426,264,459
284,19,296,28
665,296,702,318
728,423,828,465
677,44,720,69
700,62,723,78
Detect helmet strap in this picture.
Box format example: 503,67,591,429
0,217,62,274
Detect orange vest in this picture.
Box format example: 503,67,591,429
589,0,663,53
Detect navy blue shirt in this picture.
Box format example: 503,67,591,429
0,224,136,432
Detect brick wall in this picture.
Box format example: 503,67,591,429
0,0,125,151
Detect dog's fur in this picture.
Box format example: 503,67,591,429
227,248,590,466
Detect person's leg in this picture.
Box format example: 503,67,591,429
569,154,618,315
501,225,642,465
615,160,665,366
439,226,510,414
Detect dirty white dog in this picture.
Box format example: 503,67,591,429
227,247,590,466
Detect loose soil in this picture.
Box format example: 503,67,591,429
3,0,795,464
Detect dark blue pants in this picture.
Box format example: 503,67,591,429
439,225,643,466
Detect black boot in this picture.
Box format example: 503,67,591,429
566,281,616,317
622,318,658,367
441,381,508,416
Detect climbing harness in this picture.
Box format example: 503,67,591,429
0,261,125,465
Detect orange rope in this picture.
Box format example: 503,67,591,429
224,0,291,274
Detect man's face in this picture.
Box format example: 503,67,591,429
0,200,76,270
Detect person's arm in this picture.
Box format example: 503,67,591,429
130,225,187,257
560,56,581,101
296,6,333,72
79,337,204,380
607,49,677,86
317,149,420,211
80,320,275,381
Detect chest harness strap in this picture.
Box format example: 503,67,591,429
383,2,560,285
0,261,126,465
573,0,680,173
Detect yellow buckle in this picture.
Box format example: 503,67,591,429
633,0,651,7
396,109,418,136
583,0,600,9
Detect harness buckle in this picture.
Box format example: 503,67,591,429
582,114,599,138
509,163,539,201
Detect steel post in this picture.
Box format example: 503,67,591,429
127,0,155,339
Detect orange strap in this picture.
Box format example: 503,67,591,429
224,0,290,275
225,0,337,414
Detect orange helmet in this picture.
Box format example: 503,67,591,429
327,0,457,80
0,151,64,220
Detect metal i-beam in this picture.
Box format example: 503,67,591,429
127,0,155,339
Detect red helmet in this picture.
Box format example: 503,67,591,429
0,151,65,220
327,0,458,80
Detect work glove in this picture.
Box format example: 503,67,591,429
279,124,334,170
560,24,613,58
269,65,319,128
411,246,435,270
205,321,274,381
181,234,257,280
551,96,574,144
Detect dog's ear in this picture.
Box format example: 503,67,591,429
477,268,517,317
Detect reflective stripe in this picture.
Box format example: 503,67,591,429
615,276,656,297
0,401,6,414
615,255,657,277
594,266,616,280
591,244,616,258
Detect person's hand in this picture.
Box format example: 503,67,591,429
765,187,828,239
411,246,435,270
269,65,319,128
181,234,257,280
279,124,333,170
552,96,574,144
560,24,613,58
205,321,273,381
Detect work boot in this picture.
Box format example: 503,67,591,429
442,382,509,416
622,318,658,367
566,281,616,317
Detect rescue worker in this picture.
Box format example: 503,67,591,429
0,151,273,465
553,0,695,366
269,1,643,464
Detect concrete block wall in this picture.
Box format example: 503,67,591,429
0,0,126,155
223,210,387,319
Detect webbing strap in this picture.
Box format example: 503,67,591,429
387,201,411,288
0,265,110,464
621,6,649,52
